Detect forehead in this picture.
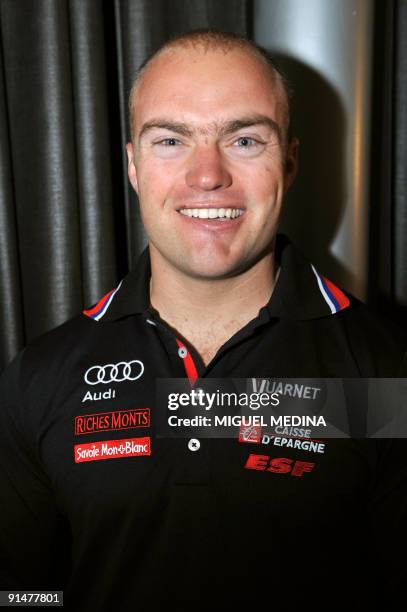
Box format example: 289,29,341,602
133,46,286,130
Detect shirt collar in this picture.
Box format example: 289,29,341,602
89,234,350,323
266,234,350,320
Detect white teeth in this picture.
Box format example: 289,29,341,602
179,207,243,219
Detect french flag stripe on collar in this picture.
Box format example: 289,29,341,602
311,264,350,314
83,281,123,321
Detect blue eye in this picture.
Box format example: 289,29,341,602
161,138,180,146
236,137,256,147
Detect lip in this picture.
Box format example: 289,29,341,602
176,204,246,211
176,209,246,231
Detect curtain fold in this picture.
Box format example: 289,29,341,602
1,1,82,346
394,0,407,306
0,0,249,371
0,36,24,367
368,0,407,319
69,0,117,305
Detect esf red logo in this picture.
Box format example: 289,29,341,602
245,454,315,478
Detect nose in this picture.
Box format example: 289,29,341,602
185,145,232,191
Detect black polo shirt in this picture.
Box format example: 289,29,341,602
0,236,406,611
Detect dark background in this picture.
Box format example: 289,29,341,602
0,0,406,372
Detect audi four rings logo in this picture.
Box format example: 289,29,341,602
84,360,144,385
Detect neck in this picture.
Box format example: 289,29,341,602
149,246,279,366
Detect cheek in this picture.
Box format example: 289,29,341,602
137,159,182,208
136,165,180,237
244,163,284,205
137,176,168,216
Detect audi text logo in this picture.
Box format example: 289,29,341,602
84,360,144,385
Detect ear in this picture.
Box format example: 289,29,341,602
283,137,299,194
126,142,139,194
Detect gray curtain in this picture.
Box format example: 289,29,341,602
0,0,250,371
394,0,407,305
369,0,407,319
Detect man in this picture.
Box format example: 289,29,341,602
0,30,406,611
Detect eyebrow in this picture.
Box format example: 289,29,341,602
139,121,193,139
138,115,282,142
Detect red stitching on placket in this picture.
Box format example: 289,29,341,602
175,339,198,385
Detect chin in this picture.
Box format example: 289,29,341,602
179,258,247,280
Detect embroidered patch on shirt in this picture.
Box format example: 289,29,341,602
238,424,262,443
74,408,150,435
74,437,151,463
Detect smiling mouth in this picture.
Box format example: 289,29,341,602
178,207,244,219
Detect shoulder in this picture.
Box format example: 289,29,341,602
274,235,407,376
18,314,99,374
330,295,407,376
3,311,121,395
2,260,148,388
0,316,78,397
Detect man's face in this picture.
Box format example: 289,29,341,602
127,46,298,279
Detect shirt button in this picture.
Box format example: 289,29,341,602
188,438,200,451
178,346,188,359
